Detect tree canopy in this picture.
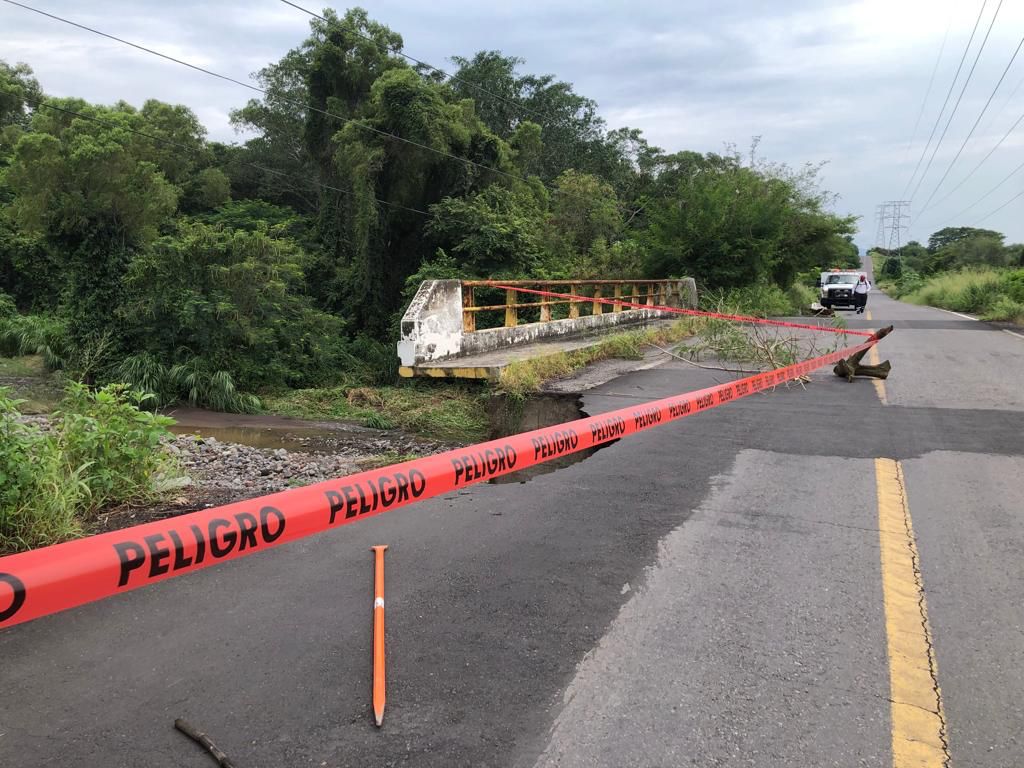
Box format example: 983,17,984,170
0,8,884,406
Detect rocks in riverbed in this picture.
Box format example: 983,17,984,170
173,435,366,495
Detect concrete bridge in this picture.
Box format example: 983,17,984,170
397,278,698,379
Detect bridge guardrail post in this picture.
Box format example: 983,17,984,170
462,286,476,333
505,288,518,327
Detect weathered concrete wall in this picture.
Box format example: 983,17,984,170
678,278,698,310
397,280,463,366
459,308,671,357
397,278,698,366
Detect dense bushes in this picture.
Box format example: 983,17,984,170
0,312,68,369
120,221,350,394
644,152,856,290
701,283,817,317
0,384,180,552
0,390,80,551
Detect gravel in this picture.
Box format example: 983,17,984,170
170,436,365,496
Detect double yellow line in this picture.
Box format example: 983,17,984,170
876,458,949,766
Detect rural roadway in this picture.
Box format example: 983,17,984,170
3,274,1024,767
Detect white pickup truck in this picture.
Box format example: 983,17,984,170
817,270,862,310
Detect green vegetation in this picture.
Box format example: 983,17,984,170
1,10,858,414
0,353,42,377
497,319,698,396
0,384,181,553
706,283,819,317
873,227,1024,324
899,269,1024,324
262,381,490,443
0,353,60,412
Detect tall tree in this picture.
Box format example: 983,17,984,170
449,51,607,180
644,149,853,289
0,61,41,133
927,226,1003,253
230,48,319,211
7,99,178,344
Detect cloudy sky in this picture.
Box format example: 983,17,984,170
3,0,1024,247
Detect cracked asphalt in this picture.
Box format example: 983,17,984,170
2,265,1023,766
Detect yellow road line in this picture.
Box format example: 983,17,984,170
866,309,873,321
868,345,888,404
875,458,949,767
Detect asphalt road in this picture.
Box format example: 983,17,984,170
2,278,1023,767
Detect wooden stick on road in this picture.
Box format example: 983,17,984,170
173,718,237,768
371,545,388,727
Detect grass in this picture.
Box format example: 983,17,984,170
706,283,818,317
785,284,819,313
902,268,1024,324
264,321,699,432
356,452,424,470
1,383,181,554
497,318,698,396
0,354,46,377
0,354,62,413
261,381,490,443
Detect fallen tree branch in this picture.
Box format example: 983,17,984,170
174,719,237,768
646,343,761,374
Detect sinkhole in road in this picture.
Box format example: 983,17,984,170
485,392,608,484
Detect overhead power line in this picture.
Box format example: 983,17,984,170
918,154,1024,235
943,157,1024,221
908,0,1004,204
974,186,1024,225
278,0,557,129
918,33,1024,215
902,0,990,199
0,0,580,203
922,106,1024,214
903,8,953,165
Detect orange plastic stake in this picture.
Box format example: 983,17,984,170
371,544,388,727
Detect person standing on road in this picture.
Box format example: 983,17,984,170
854,274,871,314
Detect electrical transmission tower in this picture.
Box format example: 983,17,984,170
874,205,887,248
879,201,911,255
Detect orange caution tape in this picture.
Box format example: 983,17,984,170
492,284,876,338
0,333,882,630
